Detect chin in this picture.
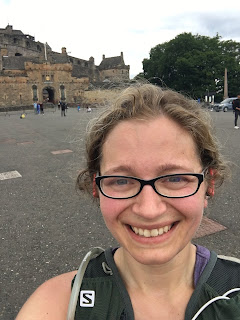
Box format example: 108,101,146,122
126,247,178,266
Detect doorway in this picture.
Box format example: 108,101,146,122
42,87,55,103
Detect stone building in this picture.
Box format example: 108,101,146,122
0,25,130,108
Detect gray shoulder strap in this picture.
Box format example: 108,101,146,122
66,247,104,320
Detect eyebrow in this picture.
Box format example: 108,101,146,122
101,164,195,176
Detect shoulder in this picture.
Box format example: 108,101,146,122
206,254,240,295
16,271,77,320
216,254,240,272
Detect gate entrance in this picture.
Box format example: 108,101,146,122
42,87,55,103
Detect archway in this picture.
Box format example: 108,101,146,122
42,87,55,103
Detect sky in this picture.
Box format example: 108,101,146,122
1,0,240,78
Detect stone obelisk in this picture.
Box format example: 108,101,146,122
223,68,228,99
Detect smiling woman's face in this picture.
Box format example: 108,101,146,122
99,115,208,266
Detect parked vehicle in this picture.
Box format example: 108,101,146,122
214,97,237,112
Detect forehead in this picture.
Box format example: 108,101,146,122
101,116,201,175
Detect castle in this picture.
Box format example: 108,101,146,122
0,25,130,108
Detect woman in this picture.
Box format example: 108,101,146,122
17,84,240,319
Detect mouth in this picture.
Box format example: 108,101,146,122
130,224,174,238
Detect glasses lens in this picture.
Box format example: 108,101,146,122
155,174,199,197
100,176,140,198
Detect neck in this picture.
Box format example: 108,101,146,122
114,243,196,294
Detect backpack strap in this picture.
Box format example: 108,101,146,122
66,247,104,320
67,247,133,320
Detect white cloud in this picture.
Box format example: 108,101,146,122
1,0,240,78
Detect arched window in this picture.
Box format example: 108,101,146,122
32,85,38,101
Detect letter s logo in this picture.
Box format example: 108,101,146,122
80,290,95,307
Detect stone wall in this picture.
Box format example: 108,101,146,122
0,76,31,107
83,88,121,105
100,68,129,82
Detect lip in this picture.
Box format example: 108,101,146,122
126,222,178,244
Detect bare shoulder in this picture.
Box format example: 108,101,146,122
16,270,77,320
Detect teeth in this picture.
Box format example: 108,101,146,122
132,225,172,238
143,230,151,237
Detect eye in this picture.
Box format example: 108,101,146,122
157,175,195,190
116,178,128,185
102,177,137,190
103,177,131,187
167,176,184,183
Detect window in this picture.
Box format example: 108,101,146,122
32,85,38,101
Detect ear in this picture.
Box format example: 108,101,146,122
206,168,215,197
92,173,99,198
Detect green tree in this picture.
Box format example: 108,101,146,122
142,33,240,101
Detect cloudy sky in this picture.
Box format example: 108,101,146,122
1,0,240,78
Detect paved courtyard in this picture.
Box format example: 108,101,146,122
1,107,240,320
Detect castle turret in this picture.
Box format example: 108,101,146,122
5,25,13,33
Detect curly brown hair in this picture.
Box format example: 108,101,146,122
76,84,229,197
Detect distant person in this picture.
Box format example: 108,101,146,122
77,105,81,112
233,94,240,129
61,101,66,117
40,103,44,115
87,106,92,112
33,102,37,114
37,103,40,115
58,101,61,110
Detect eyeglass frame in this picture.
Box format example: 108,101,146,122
95,170,206,200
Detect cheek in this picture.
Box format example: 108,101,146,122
174,195,205,219
99,196,127,223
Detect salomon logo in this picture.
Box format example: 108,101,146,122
80,290,95,307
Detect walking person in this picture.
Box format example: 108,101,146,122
233,94,240,129
33,102,37,114
61,101,66,117
40,102,44,115
37,103,40,115
16,84,240,320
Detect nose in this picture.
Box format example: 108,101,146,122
132,185,167,219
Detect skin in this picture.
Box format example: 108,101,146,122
16,115,209,320
100,116,208,267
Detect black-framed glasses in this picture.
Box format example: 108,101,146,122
95,171,205,199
